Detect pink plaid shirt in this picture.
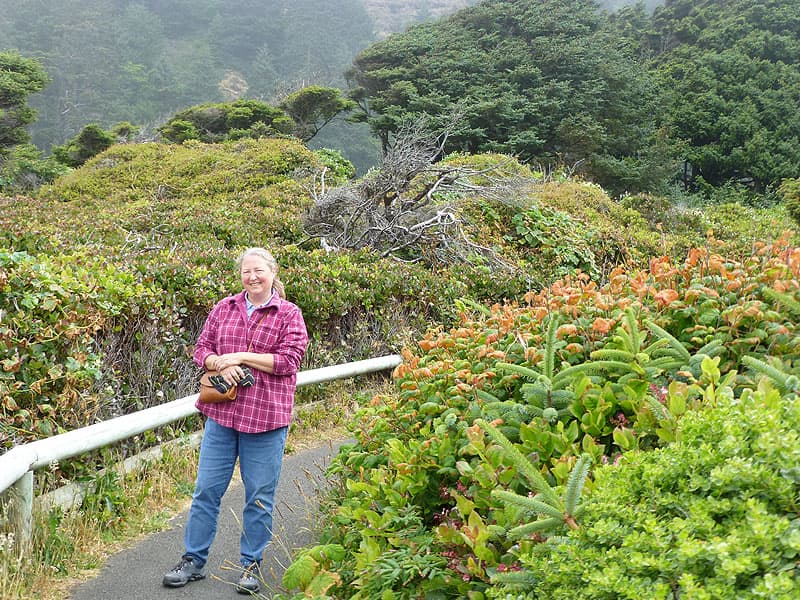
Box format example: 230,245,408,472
193,290,309,433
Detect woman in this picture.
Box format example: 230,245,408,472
163,247,308,594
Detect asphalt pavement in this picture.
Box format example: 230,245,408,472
67,439,348,600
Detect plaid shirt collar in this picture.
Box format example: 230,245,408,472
244,290,278,317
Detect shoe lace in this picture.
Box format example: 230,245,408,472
170,557,193,573
241,562,259,579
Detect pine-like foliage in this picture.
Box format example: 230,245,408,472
477,418,592,536
762,287,800,318
741,355,800,395
494,314,573,424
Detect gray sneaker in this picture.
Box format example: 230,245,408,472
236,562,261,594
162,556,205,587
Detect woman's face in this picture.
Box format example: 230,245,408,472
240,254,276,302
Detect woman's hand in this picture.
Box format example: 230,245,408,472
212,353,248,385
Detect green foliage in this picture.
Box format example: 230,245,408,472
619,192,707,239
643,0,800,194
0,249,159,447
347,0,800,199
457,174,709,287
312,148,356,184
741,355,800,396
280,86,356,142
0,144,68,193
479,417,592,542
522,180,694,267
281,233,800,598
282,544,345,597
0,50,49,153
778,178,800,228
703,202,792,255
490,316,576,427
349,0,668,195
508,385,800,599
158,99,294,143
51,124,116,168
506,206,598,280
762,287,800,319
0,0,376,158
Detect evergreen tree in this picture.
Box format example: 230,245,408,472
348,0,669,195
641,0,800,194
0,50,49,154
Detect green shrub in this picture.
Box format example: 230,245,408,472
313,148,356,184
52,124,116,167
0,249,159,446
0,144,69,193
158,99,294,143
278,236,800,599
506,385,800,599
779,178,800,229
703,202,794,256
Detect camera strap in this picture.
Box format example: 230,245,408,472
246,310,269,352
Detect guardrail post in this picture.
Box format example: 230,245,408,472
8,471,33,550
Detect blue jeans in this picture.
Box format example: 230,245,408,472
183,418,287,567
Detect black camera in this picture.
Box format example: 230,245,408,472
208,366,255,394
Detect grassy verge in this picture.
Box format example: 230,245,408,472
0,378,388,600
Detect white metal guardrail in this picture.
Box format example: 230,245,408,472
0,354,402,547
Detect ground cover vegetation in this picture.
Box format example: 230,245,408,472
1,136,791,452
0,115,790,596
0,131,793,597
278,238,800,599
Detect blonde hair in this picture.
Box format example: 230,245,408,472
237,247,286,299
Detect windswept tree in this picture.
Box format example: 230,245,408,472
279,86,356,142
158,99,294,143
303,116,526,271
347,0,671,196
0,50,49,155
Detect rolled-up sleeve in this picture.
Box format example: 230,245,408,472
271,305,308,375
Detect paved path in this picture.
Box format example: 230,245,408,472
67,440,347,600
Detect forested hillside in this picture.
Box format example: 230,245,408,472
0,0,374,149
350,0,800,199
0,0,657,174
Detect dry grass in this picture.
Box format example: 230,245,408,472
0,378,390,600
0,440,200,600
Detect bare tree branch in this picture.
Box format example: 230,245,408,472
303,116,525,271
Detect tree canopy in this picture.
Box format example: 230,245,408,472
279,86,357,142
641,0,800,193
349,0,800,197
0,50,49,154
347,0,670,196
158,99,294,143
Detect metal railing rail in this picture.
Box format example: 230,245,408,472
0,354,402,547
